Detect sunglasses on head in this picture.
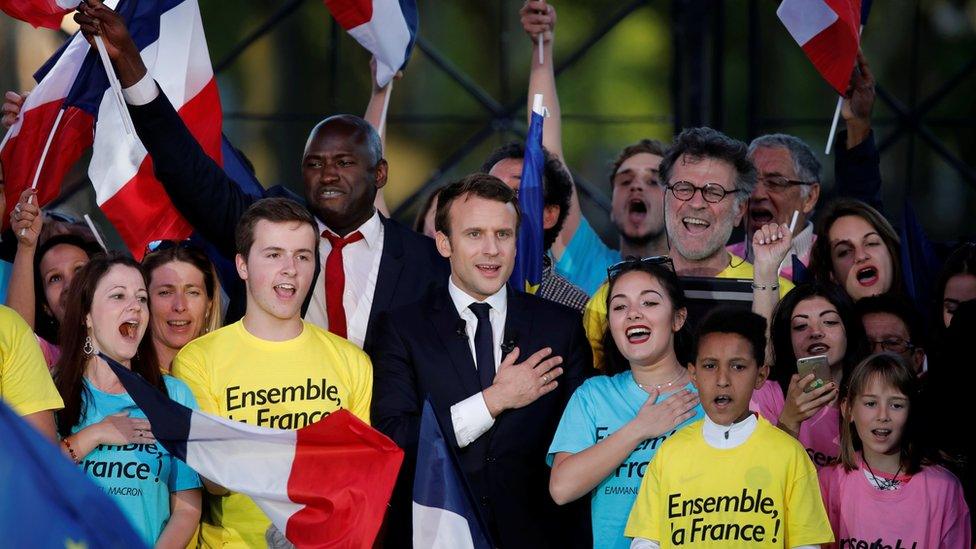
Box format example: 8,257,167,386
606,255,675,281
144,239,195,256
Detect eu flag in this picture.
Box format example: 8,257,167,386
0,400,147,548
512,100,546,294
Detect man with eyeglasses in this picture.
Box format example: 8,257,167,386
582,128,793,367
855,293,927,376
730,52,883,281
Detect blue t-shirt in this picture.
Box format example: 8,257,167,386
0,259,11,302
73,375,201,545
547,372,704,549
555,217,621,296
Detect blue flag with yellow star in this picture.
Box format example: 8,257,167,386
0,400,146,548
512,107,545,294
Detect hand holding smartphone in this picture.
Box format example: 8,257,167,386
796,355,831,393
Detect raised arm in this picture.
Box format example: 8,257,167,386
363,57,401,217
521,1,580,256
835,51,882,211
6,189,43,328
75,0,258,258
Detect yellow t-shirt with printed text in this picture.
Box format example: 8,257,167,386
0,305,62,416
172,320,373,548
584,254,793,368
624,416,833,547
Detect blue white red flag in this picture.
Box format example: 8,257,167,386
99,353,403,548
777,0,861,95
412,400,492,549
0,0,222,260
323,0,418,87
0,0,74,29
0,399,147,548
511,95,546,294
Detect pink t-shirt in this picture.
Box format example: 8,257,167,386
749,379,840,469
819,458,972,549
36,335,60,372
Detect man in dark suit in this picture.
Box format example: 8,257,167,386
72,0,447,349
369,174,592,548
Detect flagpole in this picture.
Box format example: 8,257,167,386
84,214,109,251
20,108,65,236
93,36,135,136
825,25,865,155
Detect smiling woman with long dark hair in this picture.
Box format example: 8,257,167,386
54,253,202,547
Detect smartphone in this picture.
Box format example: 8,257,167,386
796,355,830,393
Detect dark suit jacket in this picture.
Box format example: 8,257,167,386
369,285,593,548
126,87,448,346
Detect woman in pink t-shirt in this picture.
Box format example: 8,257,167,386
819,353,971,548
751,283,867,469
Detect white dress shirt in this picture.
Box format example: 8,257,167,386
305,212,385,348
447,277,508,448
630,414,817,549
122,72,160,105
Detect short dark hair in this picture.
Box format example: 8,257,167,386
306,114,383,168
610,139,669,187
481,141,573,250
235,198,316,258
693,307,767,366
434,174,521,236
810,198,903,296
659,127,756,207
855,293,926,350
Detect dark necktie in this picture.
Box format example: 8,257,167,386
322,230,364,339
469,303,495,390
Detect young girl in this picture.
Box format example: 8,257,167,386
819,353,971,548
547,257,702,549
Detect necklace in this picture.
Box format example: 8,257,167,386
635,369,686,393
863,458,903,491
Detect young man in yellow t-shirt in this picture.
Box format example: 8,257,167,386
172,198,373,548
625,308,833,548
0,305,63,440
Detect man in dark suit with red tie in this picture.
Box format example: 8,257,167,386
69,0,448,349
369,174,593,548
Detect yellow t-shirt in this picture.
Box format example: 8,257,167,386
172,320,373,548
0,305,63,416
624,416,833,547
584,254,793,368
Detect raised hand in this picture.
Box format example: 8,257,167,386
74,0,146,86
520,0,556,44
752,222,793,281
841,51,875,123
2,91,27,129
10,189,43,248
483,346,564,416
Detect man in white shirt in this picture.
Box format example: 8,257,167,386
369,173,592,548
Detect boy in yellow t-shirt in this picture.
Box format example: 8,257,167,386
625,308,832,548
172,199,373,548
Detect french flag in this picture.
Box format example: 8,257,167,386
412,401,492,549
777,0,861,95
0,0,74,29
100,353,404,548
324,0,418,87
1,0,220,260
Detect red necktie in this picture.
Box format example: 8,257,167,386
322,230,364,339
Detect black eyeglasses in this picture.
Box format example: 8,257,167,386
144,239,195,256
607,255,675,281
868,338,915,355
666,181,742,203
758,175,815,194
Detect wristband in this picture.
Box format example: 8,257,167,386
62,437,79,464
751,281,779,291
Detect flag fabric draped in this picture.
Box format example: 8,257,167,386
323,0,418,87
511,101,545,294
412,400,492,549
0,400,148,548
776,0,861,95
0,0,74,29
100,353,403,548
1,0,222,260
